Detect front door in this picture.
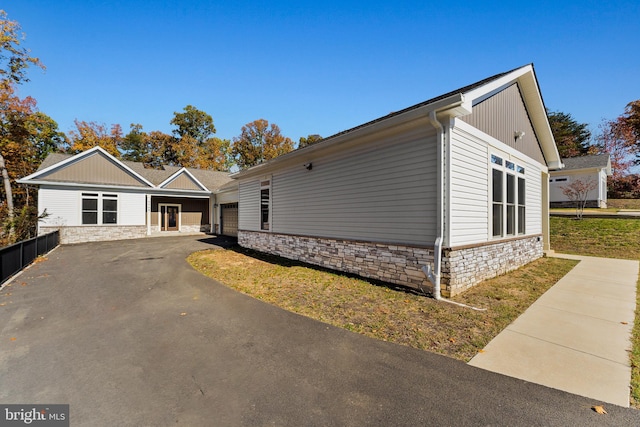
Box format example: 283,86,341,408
160,204,180,231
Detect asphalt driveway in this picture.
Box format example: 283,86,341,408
1,235,639,426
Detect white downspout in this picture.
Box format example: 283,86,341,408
426,110,445,300
423,111,486,311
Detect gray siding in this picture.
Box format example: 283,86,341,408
461,83,545,164
39,151,149,187
265,126,438,245
238,180,260,231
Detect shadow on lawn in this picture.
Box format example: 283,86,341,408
210,241,431,298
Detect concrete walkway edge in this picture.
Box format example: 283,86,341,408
469,253,639,407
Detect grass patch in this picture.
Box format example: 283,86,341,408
550,216,640,260
551,216,640,407
188,248,575,361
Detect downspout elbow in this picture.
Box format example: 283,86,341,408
422,237,443,300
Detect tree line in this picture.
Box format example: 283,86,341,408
548,101,640,198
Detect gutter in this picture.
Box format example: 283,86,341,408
426,111,445,301
424,110,486,311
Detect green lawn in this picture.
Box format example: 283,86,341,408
550,216,640,407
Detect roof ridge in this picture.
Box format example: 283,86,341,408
317,64,531,143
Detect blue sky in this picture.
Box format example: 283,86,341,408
5,1,640,144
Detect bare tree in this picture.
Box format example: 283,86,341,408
561,178,598,219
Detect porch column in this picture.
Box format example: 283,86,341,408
210,194,216,234
541,172,550,251
146,194,151,236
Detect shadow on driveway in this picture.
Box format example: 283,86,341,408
0,235,638,426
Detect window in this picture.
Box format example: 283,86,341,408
492,169,503,237
518,177,526,234
103,194,118,224
506,173,515,235
260,179,270,231
82,193,98,225
491,155,525,238
82,193,118,225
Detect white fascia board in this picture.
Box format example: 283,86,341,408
464,65,533,104
232,93,469,180
158,167,208,191
20,180,211,196
146,192,211,199
463,65,562,170
20,146,155,187
16,180,153,192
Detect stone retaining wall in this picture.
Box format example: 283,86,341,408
238,231,435,291
39,226,148,244
238,230,543,297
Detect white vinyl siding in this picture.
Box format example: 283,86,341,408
450,120,544,246
269,128,437,245
39,187,79,226
38,187,146,227
549,170,602,204
118,192,146,225
449,125,490,245
526,163,542,234
238,180,260,231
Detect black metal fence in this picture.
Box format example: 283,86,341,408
0,231,59,284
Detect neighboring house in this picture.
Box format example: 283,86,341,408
549,154,612,208
232,64,563,297
18,147,238,244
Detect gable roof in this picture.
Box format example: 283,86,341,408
20,147,233,192
24,147,155,188
559,154,612,174
159,168,209,191
233,64,561,179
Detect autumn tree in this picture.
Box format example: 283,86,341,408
231,119,294,169
621,100,640,164
166,105,231,170
561,178,598,219
547,110,592,158
0,86,61,243
298,134,323,149
65,120,122,157
0,10,44,90
0,10,44,239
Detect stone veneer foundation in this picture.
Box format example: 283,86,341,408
238,231,543,297
39,225,147,244
441,235,543,296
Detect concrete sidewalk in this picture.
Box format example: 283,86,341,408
469,253,639,407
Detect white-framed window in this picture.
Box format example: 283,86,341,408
82,193,99,225
260,178,271,231
82,192,118,225
491,154,525,238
